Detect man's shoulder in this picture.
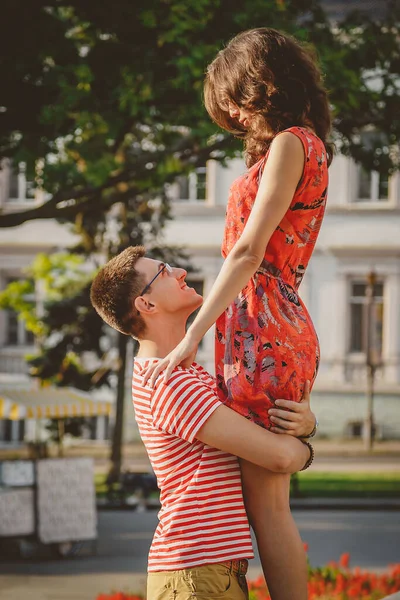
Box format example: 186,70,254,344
133,358,214,384
191,362,216,386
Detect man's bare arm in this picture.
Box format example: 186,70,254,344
196,404,310,474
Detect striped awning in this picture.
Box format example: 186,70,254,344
0,387,112,420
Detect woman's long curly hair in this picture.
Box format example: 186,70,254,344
204,28,333,168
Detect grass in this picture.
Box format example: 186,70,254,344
293,471,400,498
94,472,400,500
95,473,110,496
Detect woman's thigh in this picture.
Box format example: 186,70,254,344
240,459,291,524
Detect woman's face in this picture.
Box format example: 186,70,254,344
227,100,252,129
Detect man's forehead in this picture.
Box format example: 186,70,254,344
136,256,163,274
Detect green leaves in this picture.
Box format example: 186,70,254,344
0,252,91,342
0,279,40,336
0,0,398,224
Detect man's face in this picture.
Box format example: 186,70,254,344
136,257,203,316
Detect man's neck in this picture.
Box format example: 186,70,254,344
136,319,187,359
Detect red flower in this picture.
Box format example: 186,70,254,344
96,554,400,600
340,552,350,569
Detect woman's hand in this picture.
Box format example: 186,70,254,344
268,381,316,438
142,335,198,388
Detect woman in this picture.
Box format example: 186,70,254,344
145,28,331,600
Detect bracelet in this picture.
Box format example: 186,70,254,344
303,417,318,439
300,441,314,471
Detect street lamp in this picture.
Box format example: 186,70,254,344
364,269,380,451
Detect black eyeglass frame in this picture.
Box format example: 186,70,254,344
140,263,172,296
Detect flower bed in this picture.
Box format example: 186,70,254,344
96,552,400,600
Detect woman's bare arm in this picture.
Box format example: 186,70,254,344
144,132,305,386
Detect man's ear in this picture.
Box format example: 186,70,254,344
134,296,156,315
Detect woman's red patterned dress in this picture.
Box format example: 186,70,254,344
215,126,328,429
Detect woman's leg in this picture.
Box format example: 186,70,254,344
240,459,308,600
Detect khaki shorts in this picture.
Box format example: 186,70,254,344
147,558,249,600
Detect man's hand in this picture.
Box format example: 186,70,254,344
268,380,316,438
143,334,198,388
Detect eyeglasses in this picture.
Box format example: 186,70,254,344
140,263,173,296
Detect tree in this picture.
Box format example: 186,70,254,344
0,252,107,384
0,244,193,477
0,0,399,233
1,0,399,474
0,253,107,455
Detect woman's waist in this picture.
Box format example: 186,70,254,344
254,258,300,289
237,280,317,337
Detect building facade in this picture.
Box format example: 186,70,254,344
0,160,109,445
1,154,399,442
163,154,400,440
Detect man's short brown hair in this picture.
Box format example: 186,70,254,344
90,246,147,339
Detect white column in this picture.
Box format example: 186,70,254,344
11,420,20,442
383,272,400,384
329,274,348,383
389,171,400,207
206,160,218,206
18,162,27,200
96,416,106,440
25,419,36,442
0,159,8,209
188,172,197,202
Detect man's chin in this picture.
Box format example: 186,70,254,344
192,295,203,311
183,294,203,317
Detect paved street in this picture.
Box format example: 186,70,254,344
0,509,399,600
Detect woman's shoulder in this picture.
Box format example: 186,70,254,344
277,127,326,167
276,126,322,146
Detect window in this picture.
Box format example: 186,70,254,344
168,166,207,202
355,130,390,202
5,310,35,346
346,420,377,439
4,278,35,347
349,281,384,357
356,166,389,202
189,167,207,201
7,161,35,202
6,310,19,345
185,279,204,348
0,419,25,443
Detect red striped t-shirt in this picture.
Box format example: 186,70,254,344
132,358,254,572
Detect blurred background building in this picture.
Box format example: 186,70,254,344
163,153,400,441
0,159,111,445
1,153,399,443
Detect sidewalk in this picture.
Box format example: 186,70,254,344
68,438,400,475
2,439,400,470
0,573,147,600
289,497,400,510
1,572,399,600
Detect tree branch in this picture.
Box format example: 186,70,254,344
0,135,231,228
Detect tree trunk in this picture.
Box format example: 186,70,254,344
108,333,128,484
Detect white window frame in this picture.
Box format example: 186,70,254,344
7,161,35,203
348,278,384,358
5,310,34,347
356,166,389,203
188,167,207,202
166,166,208,203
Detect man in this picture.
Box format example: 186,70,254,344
90,246,316,600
